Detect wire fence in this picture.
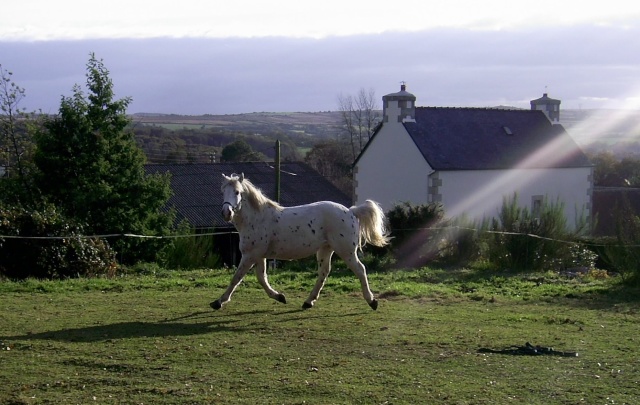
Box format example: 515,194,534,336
0,230,237,240
1,226,639,247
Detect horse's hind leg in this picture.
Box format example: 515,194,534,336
303,246,334,309
341,252,378,310
210,257,254,310
255,258,287,304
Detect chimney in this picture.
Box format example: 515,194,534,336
530,92,561,123
382,83,416,124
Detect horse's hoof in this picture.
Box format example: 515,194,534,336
276,293,287,304
302,302,313,309
210,300,222,310
369,299,378,311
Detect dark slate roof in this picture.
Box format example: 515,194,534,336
145,162,351,229
401,107,591,170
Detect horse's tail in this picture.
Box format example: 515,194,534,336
350,200,391,248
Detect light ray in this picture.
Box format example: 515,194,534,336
397,90,640,267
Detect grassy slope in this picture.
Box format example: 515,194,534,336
1,267,639,404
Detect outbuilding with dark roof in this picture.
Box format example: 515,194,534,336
146,161,350,229
145,161,350,265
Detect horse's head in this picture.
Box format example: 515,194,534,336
221,173,245,222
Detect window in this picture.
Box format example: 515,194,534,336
532,195,544,218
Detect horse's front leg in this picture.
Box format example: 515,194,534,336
255,258,287,304
210,257,254,310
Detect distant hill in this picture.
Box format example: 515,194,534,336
131,111,344,139
559,109,640,146
131,108,640,156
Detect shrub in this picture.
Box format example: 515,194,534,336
386,201,446,268
437,215,489,266
160,222,220,270
487,193,585,272
0,203,117,279
599,197,640,285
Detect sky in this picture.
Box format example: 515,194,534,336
2,0,640,115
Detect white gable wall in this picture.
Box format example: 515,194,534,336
355,125,592,230
354,122,431,211
434,167,592,229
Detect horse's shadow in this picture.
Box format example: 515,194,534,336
1,307,366,344
0,310,260,343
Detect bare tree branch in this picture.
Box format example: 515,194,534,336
337,88,380,162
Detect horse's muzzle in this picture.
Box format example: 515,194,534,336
222,205,234,222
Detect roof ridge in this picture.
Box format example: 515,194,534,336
416,106,528,111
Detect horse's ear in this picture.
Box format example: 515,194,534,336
239,173,245,182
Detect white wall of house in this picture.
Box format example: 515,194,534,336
355,108,592,231
354,122,431,211
435,167,592,230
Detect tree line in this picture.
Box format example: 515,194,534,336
132,123,303,164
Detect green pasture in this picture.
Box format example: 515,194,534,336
1,267,639,404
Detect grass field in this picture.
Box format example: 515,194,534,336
1,267,639,404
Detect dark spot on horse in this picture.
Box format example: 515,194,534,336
340,233,344,237
311,229,316,234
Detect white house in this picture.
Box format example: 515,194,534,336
353,85,593,230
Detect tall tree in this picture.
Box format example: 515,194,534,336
33,54,173,262
337,87,380,161
305,140,353,197
0,65,38,206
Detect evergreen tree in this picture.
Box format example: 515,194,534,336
33,54,173,263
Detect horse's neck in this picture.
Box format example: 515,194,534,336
235,203,270,230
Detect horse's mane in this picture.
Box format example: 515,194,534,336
237,178,283,212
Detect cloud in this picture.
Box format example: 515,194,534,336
4,0,640,40
1,25,639,114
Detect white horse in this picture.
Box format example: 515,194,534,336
211,173,390,311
